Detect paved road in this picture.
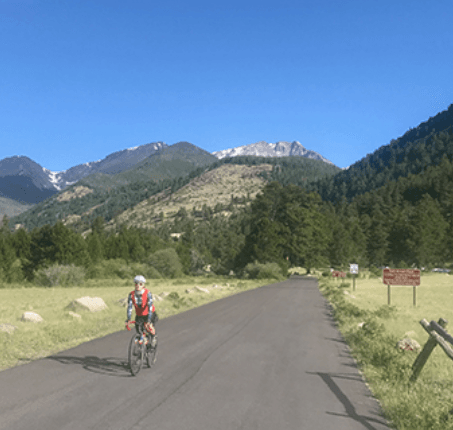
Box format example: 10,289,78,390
0,276,392,430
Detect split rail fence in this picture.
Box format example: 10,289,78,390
411,318,453,382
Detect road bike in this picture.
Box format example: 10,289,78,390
126,320,158,376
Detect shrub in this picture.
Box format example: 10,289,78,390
35,264,86,287
243,262,284,280
148,248,183,279
86,259,162,280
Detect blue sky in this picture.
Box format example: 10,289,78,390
1,0,452,171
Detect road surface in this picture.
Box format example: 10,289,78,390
0,276,392,430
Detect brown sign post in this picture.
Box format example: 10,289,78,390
383,268,421,306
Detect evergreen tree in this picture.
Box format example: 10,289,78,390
406,195,448,267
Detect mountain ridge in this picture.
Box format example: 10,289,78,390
213,140,333,164
0,139,332,209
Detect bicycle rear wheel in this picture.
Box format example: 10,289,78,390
146,334,158,367
128,334,144,376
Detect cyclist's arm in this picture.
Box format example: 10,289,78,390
147,291,153,323
126,292,133,321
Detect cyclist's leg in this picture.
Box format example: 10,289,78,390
135,316,146,336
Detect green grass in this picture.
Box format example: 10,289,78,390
319,271,453,430
0,276,273,371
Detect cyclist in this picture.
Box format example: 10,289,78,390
126,275,157,347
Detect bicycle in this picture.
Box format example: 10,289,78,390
126,320,158,376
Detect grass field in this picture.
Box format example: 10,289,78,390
320,271,453,430
0,277,273,371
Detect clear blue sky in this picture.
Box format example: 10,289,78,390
1,0,452,171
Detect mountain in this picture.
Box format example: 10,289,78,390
0,142,167,206
48,141,167,190
10,142,220,231
213,141,334,165
305,104,453,203
0,156,58,204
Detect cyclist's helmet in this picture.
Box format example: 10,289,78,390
134,275,146,284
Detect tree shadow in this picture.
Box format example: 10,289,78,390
47,354,132,377
307,371,391,430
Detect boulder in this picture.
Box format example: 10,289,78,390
67,296,108,312
396,337,421,352
117,298,128,307
195,286,210,294
21,312,44,323
0,323,18,334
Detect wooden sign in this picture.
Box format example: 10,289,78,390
383,268,421,286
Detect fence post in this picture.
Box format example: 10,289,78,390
410,318,448,382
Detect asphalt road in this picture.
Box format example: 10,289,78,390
0,276,392,430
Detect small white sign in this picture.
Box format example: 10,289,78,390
350,264,359,274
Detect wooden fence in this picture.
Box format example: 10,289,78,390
411,318,453,382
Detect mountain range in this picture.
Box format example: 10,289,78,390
0,140,330,209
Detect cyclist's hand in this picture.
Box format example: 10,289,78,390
145,322,155,335
125,320,131,329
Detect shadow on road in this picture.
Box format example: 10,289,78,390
47,355,132,377
307,371,389,430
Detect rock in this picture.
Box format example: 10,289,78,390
67,296,108,312
117,298,128,307
195,286,210,294
68,311,82,320
396,338,421,352
21,312,44,323
358,322,365,328
0,323,18,334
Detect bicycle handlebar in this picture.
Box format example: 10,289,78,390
126,320,153,333
126,321,136,331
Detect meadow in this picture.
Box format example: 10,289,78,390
0,277,272,371
319,271,453,430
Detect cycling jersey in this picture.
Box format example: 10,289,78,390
127,288,154,323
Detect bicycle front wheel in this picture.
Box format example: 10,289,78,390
128,335,144,376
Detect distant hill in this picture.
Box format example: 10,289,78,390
0,196,33,221
306,104,453,203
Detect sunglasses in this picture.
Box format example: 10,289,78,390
135,282,144,287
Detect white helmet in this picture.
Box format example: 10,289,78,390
134,275,146,284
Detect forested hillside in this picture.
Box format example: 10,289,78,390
304,104,453,203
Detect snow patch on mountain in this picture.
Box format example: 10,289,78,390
213,140,334,165
43,168,64,191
